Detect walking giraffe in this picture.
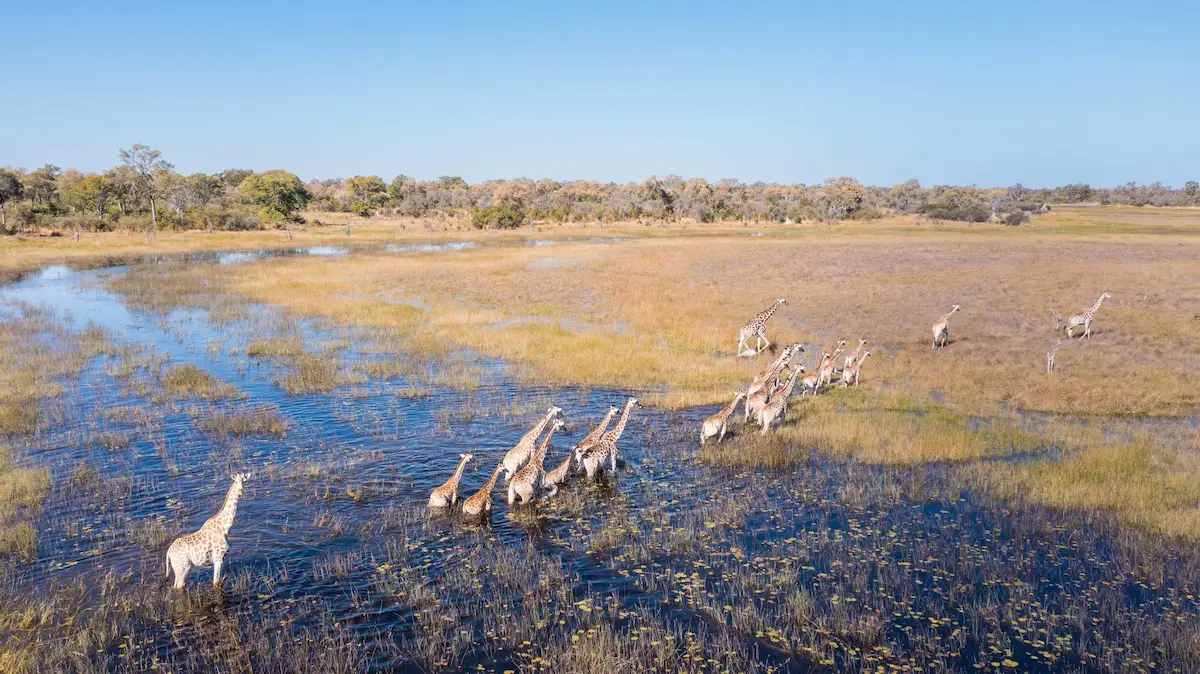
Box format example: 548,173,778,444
931,305,961,349
840,351,871,387
501,407,561,480
545,405,618,494
578,398,638,478
819,340,847,386
428,453,473,508
737,298,787,356
700,392,746,445
759,367,802,434
843,339,868,371
1060,292,1111,339
461,462,504,516
508,419,564,505
166,473,250,589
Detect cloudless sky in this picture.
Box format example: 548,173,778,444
2,1,1197,187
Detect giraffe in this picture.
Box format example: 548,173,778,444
737,298,787,356
759,367,802,434
546,406,618,492
745,344,800,419
165,472,250,590
843,338,868,372
508,419,564,505
819,340,847,385
700,392,746,445
461,462,504,516
579,397,638,478
840,351,871,386
931,305,961,349
1062,292,1111,339
427,453,473,508
501,406,562,480
800,353,830,395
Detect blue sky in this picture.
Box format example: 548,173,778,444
2,1,1197,187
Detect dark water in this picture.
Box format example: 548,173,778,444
2,256,1199,674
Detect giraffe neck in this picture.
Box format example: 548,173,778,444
779,369,800,399
522,410,555,444
761,302,781,322
720,395,743,417
210,482,243,536
610,403,634,440
448,456,470,488
533,426,559,467
480,464,502,495
940,309,957,323
1087,295,1106,315
588,409,617,441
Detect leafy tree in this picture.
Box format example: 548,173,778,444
22,164,62,205
470,204,522,229
345,175,387,215
66,174,114,226
237,170,310,222
0,169,23,227
438,176,468,189
217,169,253,189
820,177,864,221
119,144,173,227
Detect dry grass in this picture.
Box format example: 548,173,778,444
193,405,287,438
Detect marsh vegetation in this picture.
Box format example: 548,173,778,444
0,206,1197,672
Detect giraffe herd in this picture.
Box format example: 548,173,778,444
163,291,1115,589
430,397,640,514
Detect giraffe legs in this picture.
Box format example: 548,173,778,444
168,555,189,589
211,550,225,586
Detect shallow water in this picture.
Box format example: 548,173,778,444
3,253,1200,673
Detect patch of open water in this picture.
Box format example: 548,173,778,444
3,253,1200,673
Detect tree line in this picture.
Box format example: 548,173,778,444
2,144,1198,234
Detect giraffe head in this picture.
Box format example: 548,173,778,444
776,298,787,306
857,338,867,347
609,405,619,415
549,406,563,417
231,472,250,487
860,351,871,361
1102,292,1112,300
551,419,566,431
459,452,474,464
952,304,961,313
626,397,640,409
733,391,746,402
795,364,806,373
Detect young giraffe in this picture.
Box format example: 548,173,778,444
461,462,504,516
931,305,961,349
759,367,802,434
508,419,564,505
800,353,828,395
546,405,618,492
840,351,871,387
843,338,868,371
737,298,787,356
819,340,847,386
166,472,250,590
501,406,561,480
1062,292,1111,339
700,392,746,445
579,398,638,479
427,453,473,508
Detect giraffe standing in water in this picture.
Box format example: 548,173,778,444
428,453,473,508
508,419,564,505
461,463,504,516
578,398,638,478
1061,292,1111,339
700,392,746,445
501,407,561,480
737,298,787,356
166,473,250,589
931,305,961,349
545,406,617,494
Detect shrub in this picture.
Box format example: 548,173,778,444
1004,211,1031,226
470,205,523,229
919,202,990,223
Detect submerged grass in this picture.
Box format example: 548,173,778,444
193,405,287,438
161,363,239,399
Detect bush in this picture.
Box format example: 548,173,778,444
919,202,990,223
470,205,523,229
1004,211,1031,226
